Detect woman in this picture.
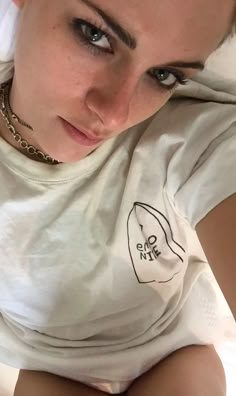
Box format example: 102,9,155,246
0,0,235,395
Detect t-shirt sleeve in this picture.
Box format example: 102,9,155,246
165,98,236,230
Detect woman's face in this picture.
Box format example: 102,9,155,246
10,0,234,163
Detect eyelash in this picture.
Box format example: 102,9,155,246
71,18,189,91
71,18,114,55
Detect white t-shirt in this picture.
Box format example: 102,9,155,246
0,62,236,393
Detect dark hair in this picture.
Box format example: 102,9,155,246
229,6,236,36
221,5,236,45
231,16,236,36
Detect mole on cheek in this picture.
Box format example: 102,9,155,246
51,21,62,31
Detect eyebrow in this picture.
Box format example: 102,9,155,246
80,0,137,49
160,61,205,70
79,0,205,71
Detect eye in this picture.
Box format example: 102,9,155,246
149,68,188,90
71,19,189,89
71,18,113,54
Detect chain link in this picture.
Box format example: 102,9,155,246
4,80,33,131
0,81,61,165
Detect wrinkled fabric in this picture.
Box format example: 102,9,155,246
0,68,235,393
1,1,236,393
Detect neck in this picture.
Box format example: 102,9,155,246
0,80,60,164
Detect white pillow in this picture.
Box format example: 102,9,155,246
206,37,236,80
0,0,19,62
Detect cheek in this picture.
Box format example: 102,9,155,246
14,20,91,110
129,86,171,127
14,15,171,129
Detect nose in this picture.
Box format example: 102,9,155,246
85,67,139,132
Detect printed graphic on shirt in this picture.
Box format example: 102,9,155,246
127,202,186,284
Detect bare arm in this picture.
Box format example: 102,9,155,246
196,193,236,319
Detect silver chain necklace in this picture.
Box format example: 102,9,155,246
0,80,61,165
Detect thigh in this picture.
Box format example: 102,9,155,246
14,370,107,396
127,345,226,396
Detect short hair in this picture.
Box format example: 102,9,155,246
221,5,236,45
229,6,236,36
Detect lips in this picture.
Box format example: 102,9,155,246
72,123,99,140
60,117,103,147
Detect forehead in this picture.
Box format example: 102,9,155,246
92,0,234,59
